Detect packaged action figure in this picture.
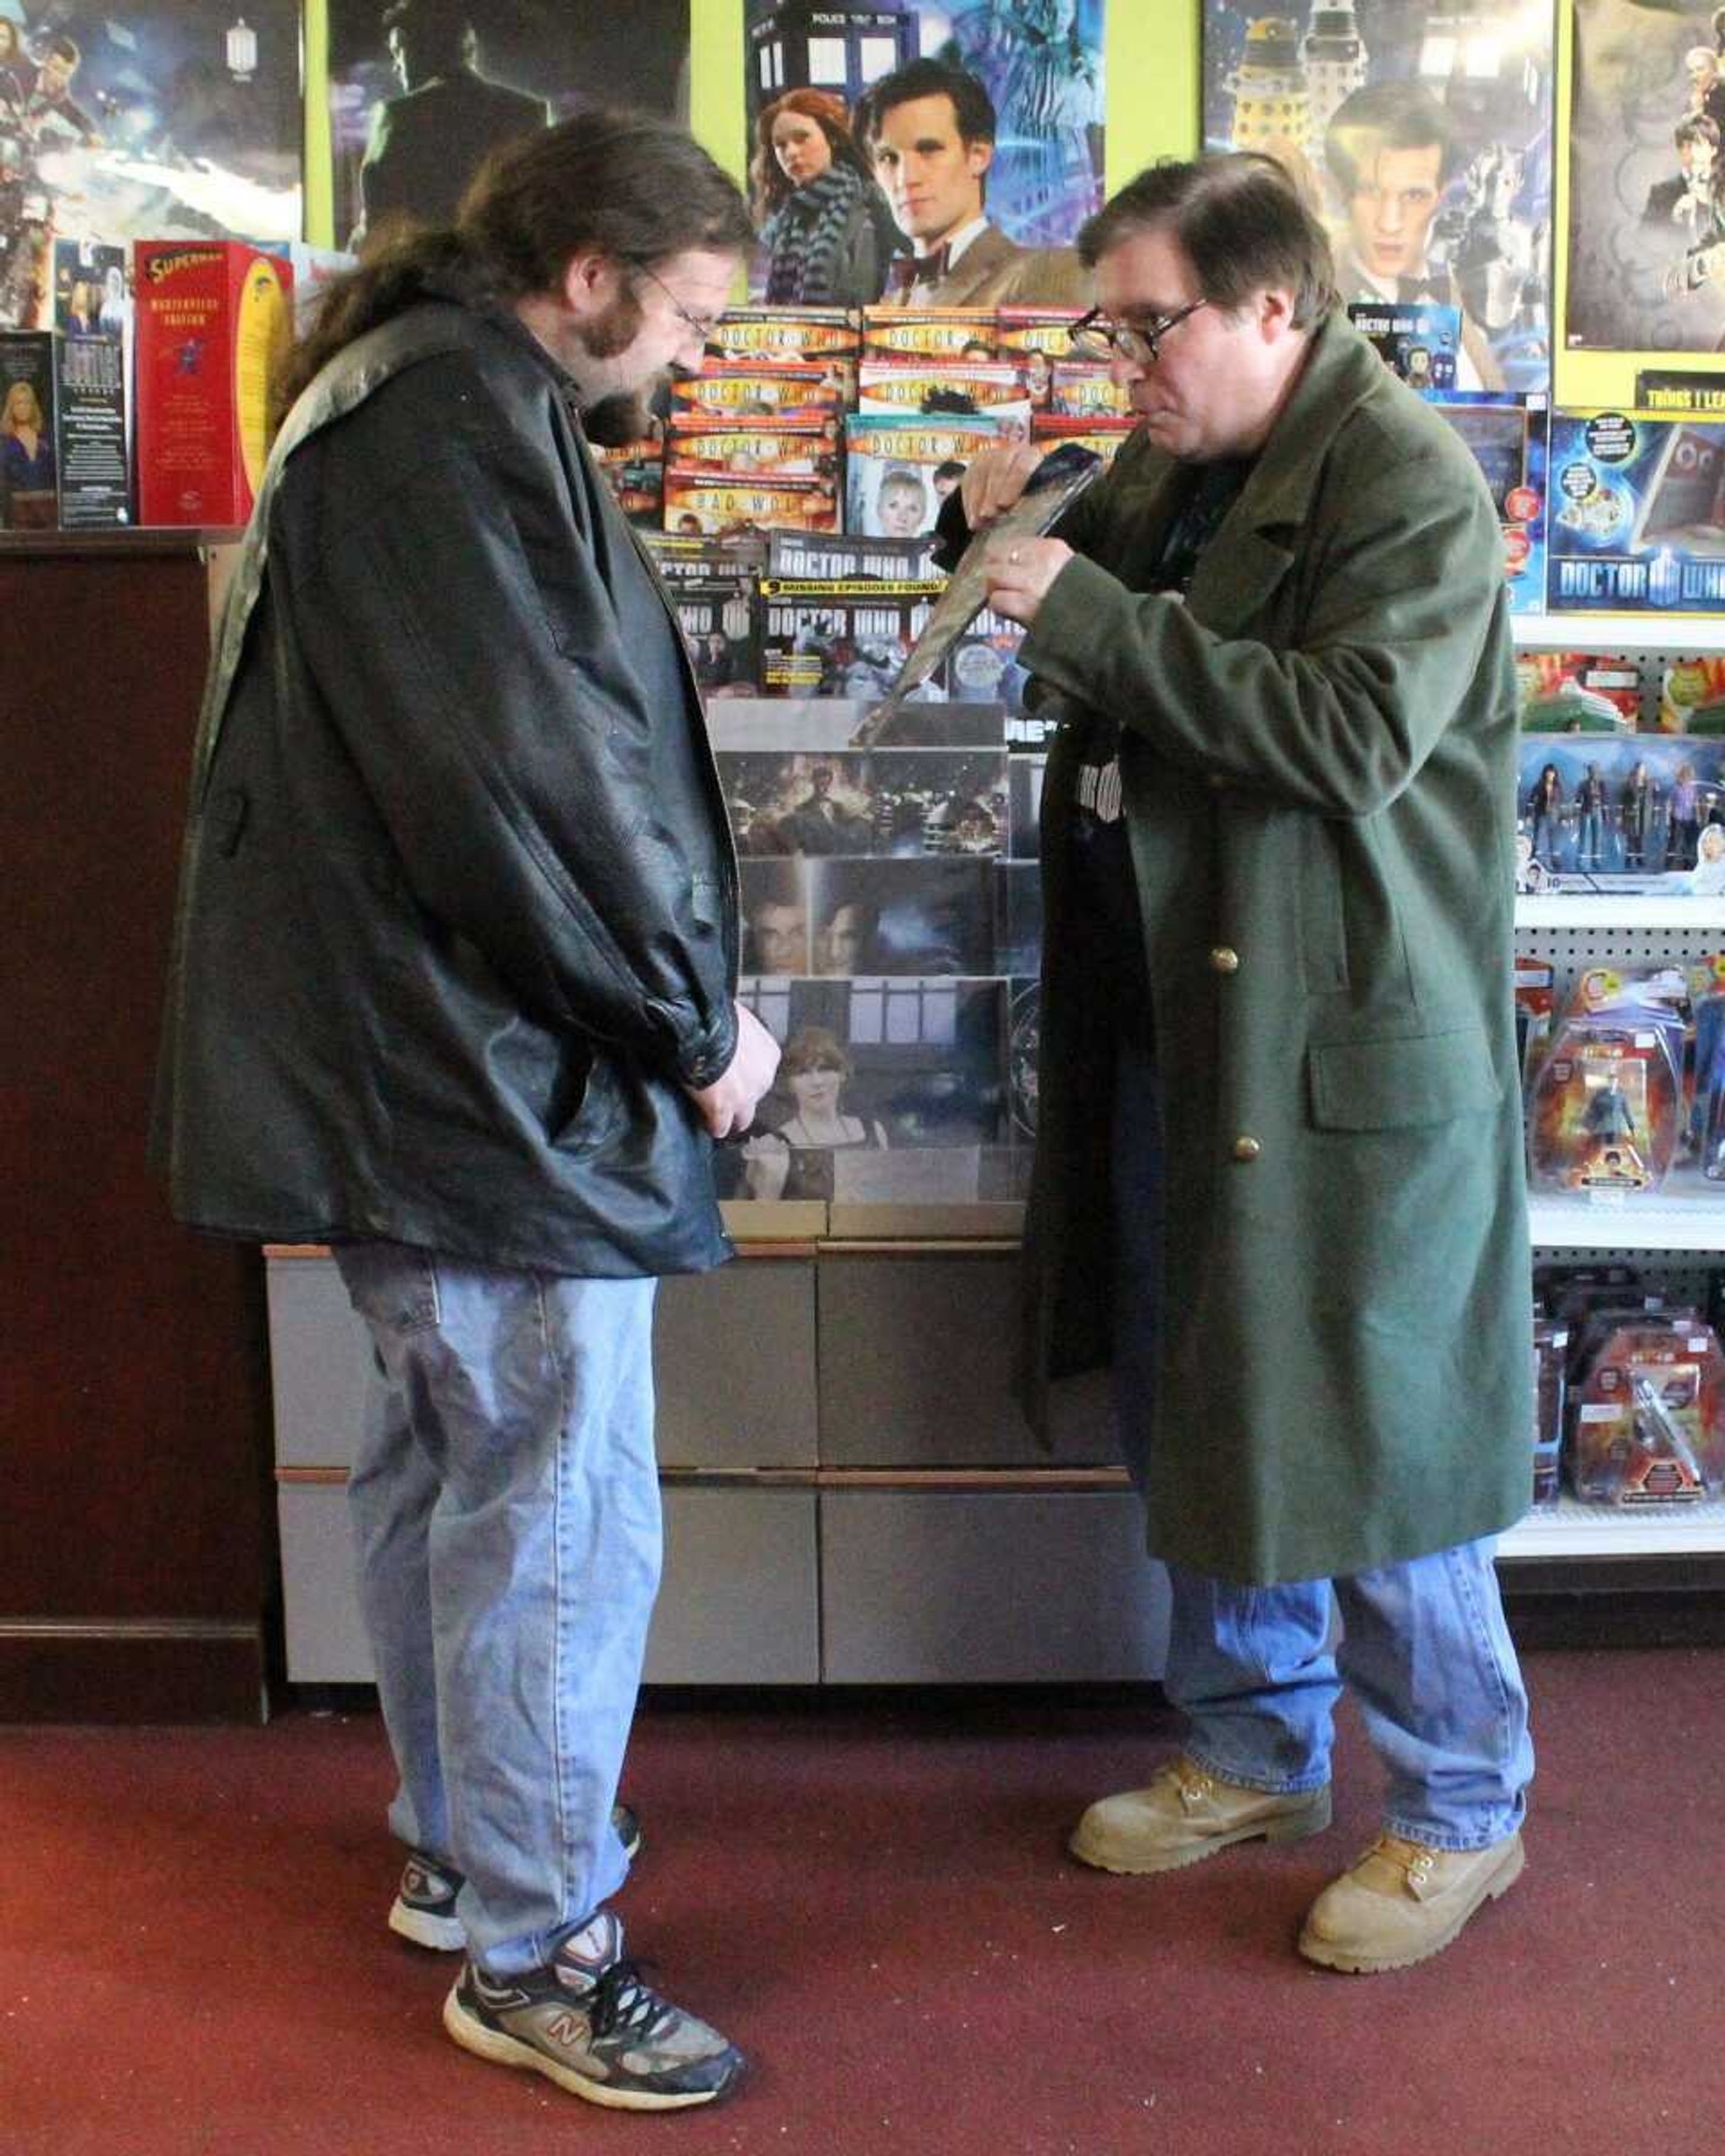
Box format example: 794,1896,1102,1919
1570,1318,1725,1504
1527,1027,1682,1194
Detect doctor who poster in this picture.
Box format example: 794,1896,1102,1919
0,3,303,330
743,1,1106,270
326,0,691,252
1567,1,1725,354
1201,2,1554,393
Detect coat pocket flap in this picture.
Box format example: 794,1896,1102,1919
1309,1025,1501,1131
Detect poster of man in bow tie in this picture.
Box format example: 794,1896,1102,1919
742,1,1102,309
1201,1,1552,395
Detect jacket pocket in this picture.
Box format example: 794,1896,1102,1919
1308,1024,1500,1130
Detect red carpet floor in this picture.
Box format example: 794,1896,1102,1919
3,1649,1720,2156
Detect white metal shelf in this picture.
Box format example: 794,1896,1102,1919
1529,1176,1725,1252
1514,612,1725,652
1500,1495,1725,1559
1517,894,1725,931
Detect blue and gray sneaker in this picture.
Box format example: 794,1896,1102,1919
443,1909,745,2111
390,1805,641,1951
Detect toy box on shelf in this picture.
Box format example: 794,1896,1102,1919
134,239,293,527
1548,410,1725,615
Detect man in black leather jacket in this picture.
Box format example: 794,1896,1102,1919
155,112,777,2112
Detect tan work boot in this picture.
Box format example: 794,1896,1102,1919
1068,1755,1332,1875
1298,1829,1525,1973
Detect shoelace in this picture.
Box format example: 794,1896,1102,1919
585,1955,671,2043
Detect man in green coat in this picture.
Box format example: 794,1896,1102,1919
953,154,1534,1974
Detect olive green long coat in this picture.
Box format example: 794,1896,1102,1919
1016,310,1532,1586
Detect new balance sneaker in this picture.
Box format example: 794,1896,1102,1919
389,1805,642,1952
443,1909,745,2111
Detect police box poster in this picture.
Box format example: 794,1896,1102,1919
1566,0,1725,355
742,0,1105,303
1201,2,1554,393
325,0,691,252
0,3,303,330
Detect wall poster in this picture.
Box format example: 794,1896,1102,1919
0,2,304,330
1201,2,1554,393
742,1,1104,308
1568,0,1725,355
325,0,691,251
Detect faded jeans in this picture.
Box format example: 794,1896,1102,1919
335,1239,659,1975
1108,1040,1533,1851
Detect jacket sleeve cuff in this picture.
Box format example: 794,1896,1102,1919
673,998,739,1092
1017,552,1146,697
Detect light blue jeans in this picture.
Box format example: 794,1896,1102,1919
335,1240,659,1976
1108,1040,1533,1851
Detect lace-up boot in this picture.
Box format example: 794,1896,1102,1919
1069,1755,1331,1874
1298,1829,1525,1973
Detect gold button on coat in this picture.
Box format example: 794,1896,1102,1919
1232,1135,1261,1162
1210,946,1240,973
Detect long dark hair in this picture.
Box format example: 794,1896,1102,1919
279,107,753,411
749,88,872,220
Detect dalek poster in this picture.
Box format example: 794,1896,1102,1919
1567,0,1725,355
326,0,690,251
0,4,303,331
1202,2,1554,393
743,1,1104,306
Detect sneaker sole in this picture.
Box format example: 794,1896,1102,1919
442,1983,740,2111
1068,1785,1333,1875
390,1900,465,1952
1296,1835,1526,1974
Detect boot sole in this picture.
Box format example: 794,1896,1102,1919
1297,1835,1526,1974
1069,1784,1333,1875
442,1983,741,2111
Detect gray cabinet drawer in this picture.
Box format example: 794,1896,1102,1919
817,1253,1118,1467
819,1489,1168,1683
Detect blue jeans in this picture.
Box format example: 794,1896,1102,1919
1108,1041,1533,1851
335,1240,659,1976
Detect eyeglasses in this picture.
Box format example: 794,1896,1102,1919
1067,296,1207,367
628,260,721,349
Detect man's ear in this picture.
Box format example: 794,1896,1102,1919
1257,284,1297,342
966,137,994,184
561,251,618,316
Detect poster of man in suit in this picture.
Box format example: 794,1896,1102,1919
1567,0,1725,353
741,1,1103,308
327,0,691,250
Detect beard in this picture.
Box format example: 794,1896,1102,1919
563,285,659,443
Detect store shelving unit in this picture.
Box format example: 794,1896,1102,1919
1508,637,1725,1576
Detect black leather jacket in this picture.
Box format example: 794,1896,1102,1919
154,293,739,1277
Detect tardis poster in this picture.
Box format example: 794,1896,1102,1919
1201,2,1554,393
743,1,1106,252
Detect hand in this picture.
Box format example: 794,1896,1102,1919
684,1001,781,1141
959,440,1048,528
983,534,1074,628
